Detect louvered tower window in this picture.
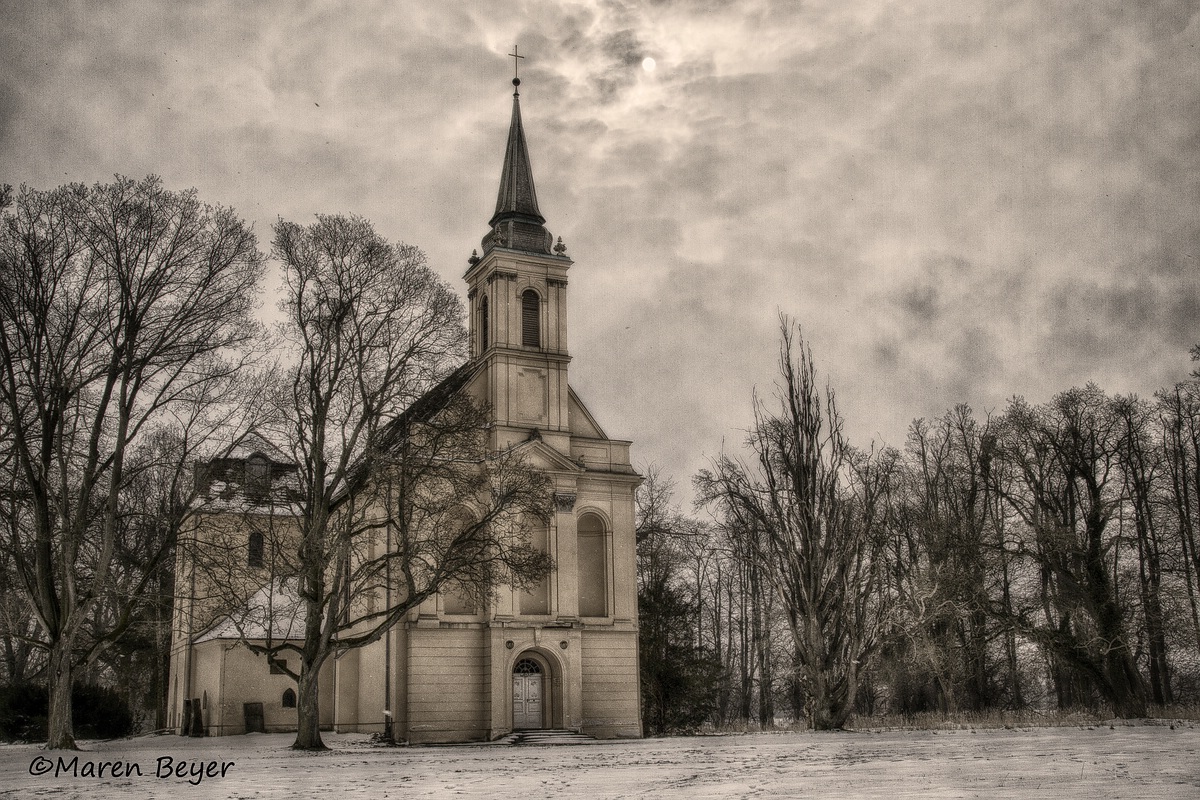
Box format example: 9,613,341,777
479,295,489,352
521,289,540,347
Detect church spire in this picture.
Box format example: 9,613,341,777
483,50,554,255
490,83,545,227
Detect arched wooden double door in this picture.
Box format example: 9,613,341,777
512,657,544,730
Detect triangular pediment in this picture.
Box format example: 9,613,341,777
508,437,583,473
225,430,290,464
568,386,609,440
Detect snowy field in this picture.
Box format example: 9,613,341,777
2,723,1198,799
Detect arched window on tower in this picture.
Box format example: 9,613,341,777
479,295,489,353
521,289,540,348
282,688,296,708
577,513,607,617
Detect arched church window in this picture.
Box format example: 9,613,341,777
521,289,540,348
248,531,264,568
577,513,607,616
479,295,489,352
281,688,296,708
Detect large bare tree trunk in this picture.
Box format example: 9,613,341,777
46,639,76,750
292,533,329,752
293,653,325,751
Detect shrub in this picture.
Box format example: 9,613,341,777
0,684,49,741
0,683,134,742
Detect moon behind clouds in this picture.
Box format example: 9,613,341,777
642,56,656,72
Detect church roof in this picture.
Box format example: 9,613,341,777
194,577,305,643
329,360,483,506
371,360,482,456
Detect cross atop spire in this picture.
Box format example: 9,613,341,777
509,45,525,89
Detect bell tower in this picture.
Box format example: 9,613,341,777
465,69,573,455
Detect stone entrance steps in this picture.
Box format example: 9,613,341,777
496,729,598,746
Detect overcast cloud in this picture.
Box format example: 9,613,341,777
3,0,1198,502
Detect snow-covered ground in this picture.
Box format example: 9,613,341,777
2,723,1197,799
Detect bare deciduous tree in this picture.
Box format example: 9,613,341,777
697,320,894,730
885,407,1009,714
216,215,554,750
1114,396,1173,705
0,176,264,749
1157,370,1200,662
993,387,1148,717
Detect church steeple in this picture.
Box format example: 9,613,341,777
482,69,554,255
464,57,572,441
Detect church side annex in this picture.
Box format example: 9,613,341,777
167,69,643,743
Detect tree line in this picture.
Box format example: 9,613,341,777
639,318,1200,733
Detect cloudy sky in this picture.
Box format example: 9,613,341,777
4,0,1198,503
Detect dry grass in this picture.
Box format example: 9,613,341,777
847,705,1200,732
700,705,1200,734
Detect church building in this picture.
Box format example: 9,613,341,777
167,72,642,743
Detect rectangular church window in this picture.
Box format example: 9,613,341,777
245,455,270,498
443,583,476,615
248,531,264,568
519,525,550,615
